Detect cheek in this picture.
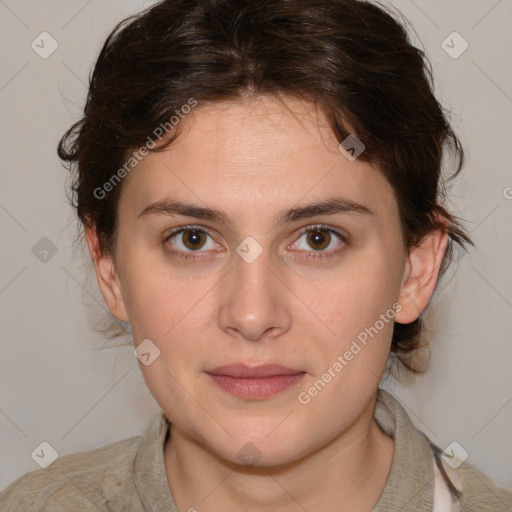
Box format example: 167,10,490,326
293,252,403,343
121,266,212,411
118,259,190,340
119,256,222,370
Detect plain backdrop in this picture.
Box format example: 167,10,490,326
1,0,511,492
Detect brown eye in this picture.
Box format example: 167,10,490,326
290,225,346,258
181,229,207,250
167,227,216,255
306,229,331,250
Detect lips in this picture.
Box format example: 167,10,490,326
206,364,306,399
207,364,304,378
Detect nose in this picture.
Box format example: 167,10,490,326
217,246,292,342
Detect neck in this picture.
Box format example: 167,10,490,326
164,395,394,512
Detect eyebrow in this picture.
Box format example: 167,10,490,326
137,197,374,226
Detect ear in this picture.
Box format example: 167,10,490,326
84,225,129,322
394,227,448,325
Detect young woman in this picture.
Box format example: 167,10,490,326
1,0,511,510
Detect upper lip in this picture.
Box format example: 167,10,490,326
207,364,304,378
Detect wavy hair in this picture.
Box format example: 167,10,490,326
58,0,472,378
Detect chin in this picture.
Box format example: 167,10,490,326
203,424,309,469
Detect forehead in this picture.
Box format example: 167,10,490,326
118,95,398,223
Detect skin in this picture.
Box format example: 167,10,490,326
86,94,447,511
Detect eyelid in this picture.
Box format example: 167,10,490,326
164,225,220,259
293,224,347,242
164,224,214,242
288,224,347,256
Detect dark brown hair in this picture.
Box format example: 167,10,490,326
58,0,472,378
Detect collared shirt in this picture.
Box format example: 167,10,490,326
1,388,511,511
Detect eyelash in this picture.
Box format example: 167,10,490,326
291,224,346,260
163,224,347,261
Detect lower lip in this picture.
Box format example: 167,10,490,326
207,373,306,399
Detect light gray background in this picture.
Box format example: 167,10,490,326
1,0,511,491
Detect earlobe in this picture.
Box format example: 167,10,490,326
84,226,129,322
395,228,448,325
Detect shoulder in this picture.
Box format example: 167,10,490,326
457,459,512,510
375,389,512,509
0,435,144,512
429,438,512,510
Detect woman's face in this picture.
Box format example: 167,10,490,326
101,95,413,466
